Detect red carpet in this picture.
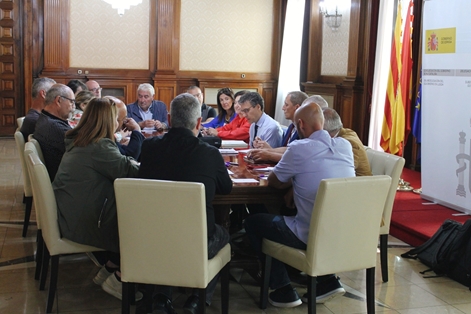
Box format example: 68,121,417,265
390,168,471,247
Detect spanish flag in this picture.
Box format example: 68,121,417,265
381,0,414,155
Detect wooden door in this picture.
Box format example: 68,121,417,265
0,0,23,135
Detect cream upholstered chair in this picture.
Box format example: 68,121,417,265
24,142,44,281
365,148,405,282
14,130,33,237
25,147,104,313
260,176,391,314
17,116,24,129
28,135,45,164
115,178,231,314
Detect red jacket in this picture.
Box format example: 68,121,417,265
217,115,250,142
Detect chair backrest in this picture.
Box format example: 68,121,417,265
28,135,45,164
305,175,391,276
25,147,102,255
14,130,32,197
17,116,24,129
24,142,41,229
365,148,405,234
115,178,209,287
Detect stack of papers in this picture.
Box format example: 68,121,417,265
221,140,249,148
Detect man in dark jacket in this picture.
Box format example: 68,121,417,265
138,93,232,314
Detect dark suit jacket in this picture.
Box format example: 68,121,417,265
127,100,169,128
138,127,232,237
117,130,145,160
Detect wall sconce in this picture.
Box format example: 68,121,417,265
102,0,142,16
319,0,343,31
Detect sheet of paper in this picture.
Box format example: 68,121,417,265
253,167,274,172
237,149,251,154
221,140,248,148
227,169,234,175
231,178,259,183
219,148,238,154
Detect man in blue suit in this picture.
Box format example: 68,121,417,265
127,83,168,132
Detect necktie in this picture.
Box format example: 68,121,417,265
252,124,259,147
282,124,294,147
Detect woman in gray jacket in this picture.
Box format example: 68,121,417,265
53,97,140,301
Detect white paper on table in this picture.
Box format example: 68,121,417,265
227,169,234,175
237,149,251,154
253,167,274,172
219,148,238,154
221,140,248,148
231,178,259,183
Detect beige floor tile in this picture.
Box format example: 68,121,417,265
453,303,471,314
397,305,466,314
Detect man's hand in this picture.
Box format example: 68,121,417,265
248,149,271,162
154,120,163,130
123,118,141,132
253,136,272,149
140,119,156,129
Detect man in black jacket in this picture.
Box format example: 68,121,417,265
138,93,232,314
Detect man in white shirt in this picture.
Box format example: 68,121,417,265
238,92,283,148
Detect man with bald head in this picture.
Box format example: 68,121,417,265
244,102,355,308
33,83,75,181
86,80,102,97
105,96,144,159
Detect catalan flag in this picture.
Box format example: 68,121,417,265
381,0,414,155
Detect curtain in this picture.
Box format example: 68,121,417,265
368,0,396,150
274,0,306,127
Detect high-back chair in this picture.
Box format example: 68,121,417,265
365,148,405,282
260,176,391,314
115,178,231,314
28,135,45,164
14,130,33,237
25,150,104,313
24,142,44,281
17,116,24,129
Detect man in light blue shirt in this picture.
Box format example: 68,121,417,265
238,92,283,148
245,102,355,308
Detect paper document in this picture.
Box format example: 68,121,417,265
219,148,238,154
221,140,248,148
231,178,259,183
253,167,274,172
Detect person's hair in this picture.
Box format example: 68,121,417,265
302,95,329,109
75,90,95,111
137,83,155,96
187,85,201,92
234,90,250,100
66,79,88,94
65,98,117,147
44,84,71,105
323,108,343,135
238,91,265,111
170,93,201,130
287,91,308,106
216,87,235,121
32,78,56,98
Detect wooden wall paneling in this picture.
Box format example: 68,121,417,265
155,0,177,75
153,80,176,109
306,0,323,83
0,0,23,135
43,0,67,72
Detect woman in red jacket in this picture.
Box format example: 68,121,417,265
202,90,251,142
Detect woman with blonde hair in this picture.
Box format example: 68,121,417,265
53,97,140,300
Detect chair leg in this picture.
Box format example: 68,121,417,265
40,245,50,291
46,255,59,313
220,262,230,314
129,283,136,305
144,284,155,314
122,282,130,314
366,267,375,314
22,196,33,237
197,288,206,314
259,254,271,309
307,275,316,314
380,234,388,282
34,230,43,280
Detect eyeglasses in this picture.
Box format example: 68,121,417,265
191,93,202,97
89,88,102,92
240,106,253,114
60,95,76,105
